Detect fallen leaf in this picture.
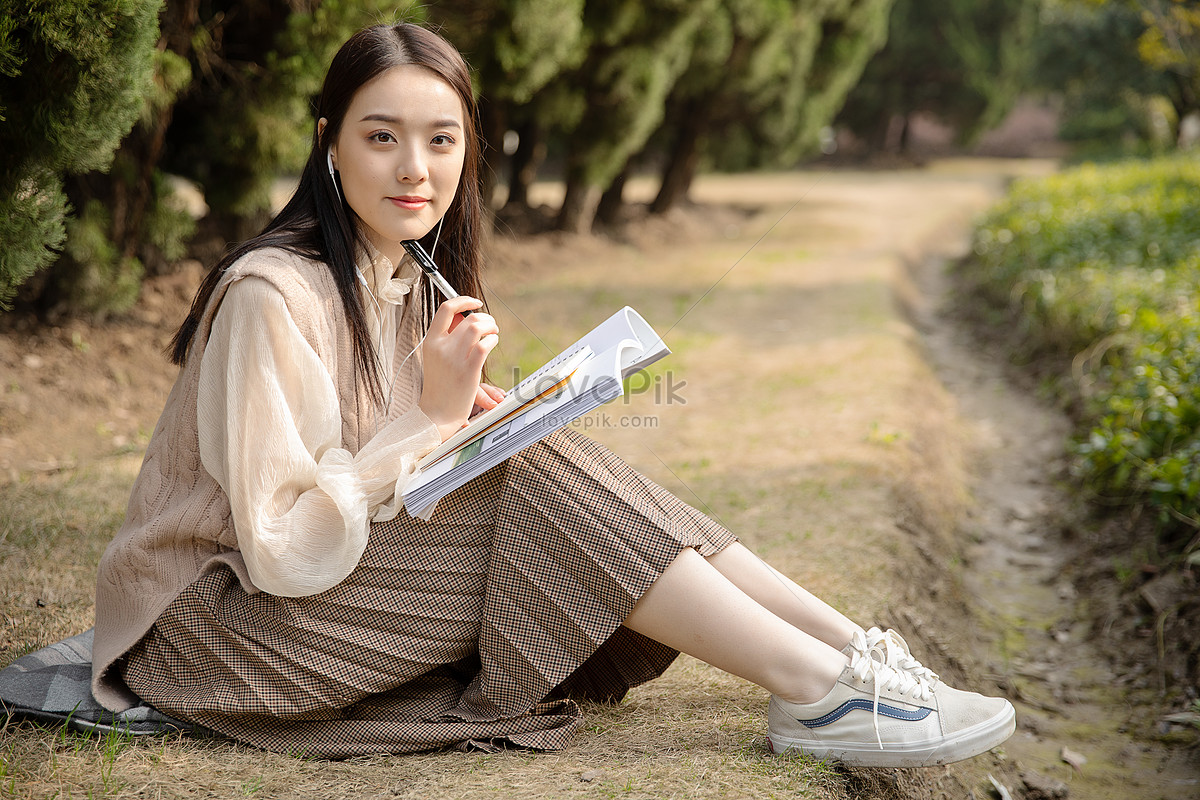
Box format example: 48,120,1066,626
1060,746,1087,773
1162,711,1200,726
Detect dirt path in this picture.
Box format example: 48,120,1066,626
906,206,1200,799
2,161,1197,798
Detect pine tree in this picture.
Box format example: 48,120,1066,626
836,0,1039,154
425,0,587,208
645,0,894,215
553,0,717,233
160,0,418,244
15,0,415,315
0,0,160,311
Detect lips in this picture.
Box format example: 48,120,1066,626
388,195,430,210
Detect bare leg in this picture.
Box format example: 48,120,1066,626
623,548,847,704
706,543,859,650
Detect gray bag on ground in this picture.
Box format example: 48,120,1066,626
0,629,193,736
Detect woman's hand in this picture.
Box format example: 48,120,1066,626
471,382,506,417
418,296,500,441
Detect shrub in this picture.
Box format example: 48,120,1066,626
0,0,160,309
963,154,1200,548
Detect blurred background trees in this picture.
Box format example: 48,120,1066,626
644,0,892,216
836,0,1040,152
3,0,1199,319
1029,0,1198,153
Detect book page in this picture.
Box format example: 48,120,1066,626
417,346,593,470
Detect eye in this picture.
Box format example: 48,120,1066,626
431,134,456,147
369,131,396,144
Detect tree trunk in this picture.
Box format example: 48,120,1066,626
477,94,507,214
594,170,627,227
503,119,545,212
651,101,709,214
557,169,600,234
867,112,892,152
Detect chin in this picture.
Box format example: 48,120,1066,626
394,220,440,243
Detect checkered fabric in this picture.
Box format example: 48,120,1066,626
120,428,737,757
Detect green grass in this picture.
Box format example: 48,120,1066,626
959,152,1200,558
1,167,1027,799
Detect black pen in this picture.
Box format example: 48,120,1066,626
401,240,472,315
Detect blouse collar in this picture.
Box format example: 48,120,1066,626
357,241,422,306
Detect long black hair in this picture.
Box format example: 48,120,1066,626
169,23,486,402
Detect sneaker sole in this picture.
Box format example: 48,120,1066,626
766,700,1016,768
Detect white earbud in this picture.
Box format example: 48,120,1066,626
327,149,343,205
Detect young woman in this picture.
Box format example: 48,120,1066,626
91,23,1015,766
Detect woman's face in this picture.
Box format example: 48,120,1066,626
327,64,467,261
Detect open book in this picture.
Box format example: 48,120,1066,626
402,306,669,519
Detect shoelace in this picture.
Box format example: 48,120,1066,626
847,633,936,749
863,626,941,685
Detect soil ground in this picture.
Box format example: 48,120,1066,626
2,161,1198,798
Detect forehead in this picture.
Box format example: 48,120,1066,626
346,64,465,123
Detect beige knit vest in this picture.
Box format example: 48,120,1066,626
91,247,414,711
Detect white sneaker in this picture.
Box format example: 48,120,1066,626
769,635,1015,767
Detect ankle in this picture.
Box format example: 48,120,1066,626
772,652,849,705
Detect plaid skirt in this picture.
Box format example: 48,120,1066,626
120,429,737,757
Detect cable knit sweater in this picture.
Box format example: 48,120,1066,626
92,246,441,711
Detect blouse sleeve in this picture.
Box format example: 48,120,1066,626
197,276,441,597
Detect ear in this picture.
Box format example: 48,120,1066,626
317,117,334,166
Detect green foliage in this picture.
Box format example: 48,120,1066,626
430,0,587,105
837,0,1038,151
0,168,69,308
1133,0,1200,116
12,0,417,316
0,0,160,309
1032,1,1176,150
41,45,196,316
426,0,588,205
707,0,894,168
61,199,145,314
641,0,891,212
528,0,897,224
568,2,713,181
165,0,421,222
964,154,1200,542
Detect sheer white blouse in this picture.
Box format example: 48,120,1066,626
196,253,441,598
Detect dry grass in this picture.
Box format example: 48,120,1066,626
1,164,1022,799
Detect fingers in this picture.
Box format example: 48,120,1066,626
460,315,500,365
428,299,497,358
418,297,505,439
431,296,484,334
473,384,500,412
480,382,507,404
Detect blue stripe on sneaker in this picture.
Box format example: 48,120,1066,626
798,699,932,728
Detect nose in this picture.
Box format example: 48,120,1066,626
397,140,428,184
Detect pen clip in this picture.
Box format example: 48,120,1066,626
400,239,438,276
401,239,472,315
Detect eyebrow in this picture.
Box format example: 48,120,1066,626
360,113,462,129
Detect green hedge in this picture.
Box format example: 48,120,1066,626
964,154,1200,547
